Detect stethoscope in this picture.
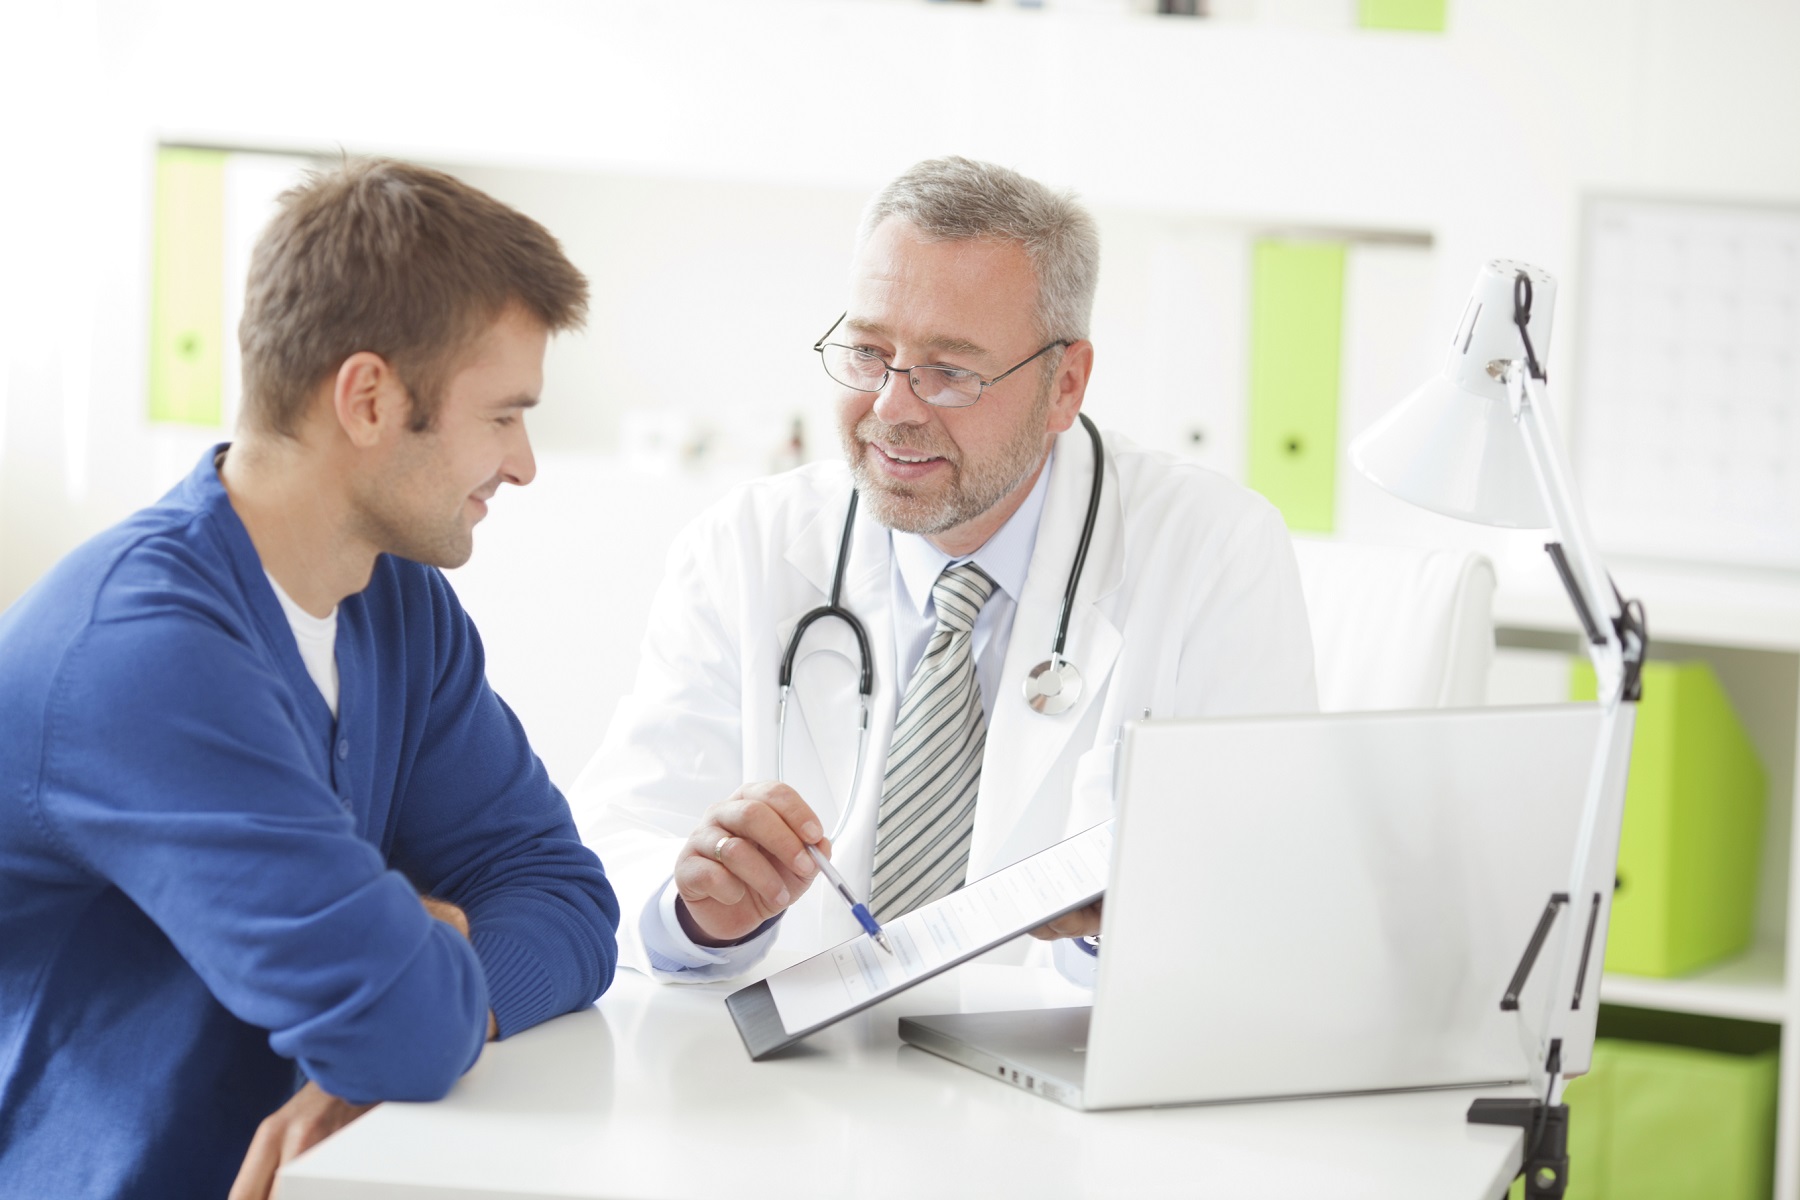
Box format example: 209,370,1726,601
774,413,1106,843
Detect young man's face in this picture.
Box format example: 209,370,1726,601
834,218,1073,546
355,305,546,569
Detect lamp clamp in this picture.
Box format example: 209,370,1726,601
1468,1095,1570,1199
1467,1038,1570,1200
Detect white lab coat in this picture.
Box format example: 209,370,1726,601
572,425,1318,979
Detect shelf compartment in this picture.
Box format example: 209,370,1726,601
1600,942,1788,1024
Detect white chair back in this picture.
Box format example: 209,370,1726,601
1290,539,1496,712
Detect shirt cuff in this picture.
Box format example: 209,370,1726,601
638,877,781,979
1053,935,1099,988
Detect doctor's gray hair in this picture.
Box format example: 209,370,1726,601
858,157,1100,345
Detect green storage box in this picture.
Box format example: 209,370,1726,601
1510,1008,1778,1200
1571,659,1766,977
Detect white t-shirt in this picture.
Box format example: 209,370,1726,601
264,571,340,718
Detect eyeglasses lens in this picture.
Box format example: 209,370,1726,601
823,346,887,392
914,368,980,408
820,346,981,408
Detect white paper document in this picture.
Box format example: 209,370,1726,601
762,822,1112,1035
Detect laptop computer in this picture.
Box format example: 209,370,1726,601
899,705,1611,1111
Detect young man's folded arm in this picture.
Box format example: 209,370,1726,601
38,615,490,1104
386,572,621,1040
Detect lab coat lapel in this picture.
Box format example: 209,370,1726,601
975,423,1125,870
778,487,898,840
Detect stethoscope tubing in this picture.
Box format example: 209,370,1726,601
777,489,872,695
1049,414,1105,663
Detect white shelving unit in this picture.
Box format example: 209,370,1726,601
1495,559,1800,1192
1600,942,1787,1025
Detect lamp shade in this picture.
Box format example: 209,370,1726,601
1349,260,1557,529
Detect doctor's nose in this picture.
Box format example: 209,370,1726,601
870,367,932,426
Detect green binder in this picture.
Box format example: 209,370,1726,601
1357,0,1448,32
1571,659,1766,977
1247,239,1345,534
148,147,227,426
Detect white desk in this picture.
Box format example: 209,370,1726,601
280,963,1528,1200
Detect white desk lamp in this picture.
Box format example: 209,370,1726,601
1350,260,1648,1200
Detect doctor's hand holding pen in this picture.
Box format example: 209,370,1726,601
673,781,830,945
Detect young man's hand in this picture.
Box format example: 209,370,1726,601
228,1081,372,1200
226,894,499,1198
421,895,470,936
421,895,498,1040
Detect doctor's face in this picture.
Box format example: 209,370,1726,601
353,305,544,569
835,218,1080,552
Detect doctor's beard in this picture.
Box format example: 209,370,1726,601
841,389,1053,537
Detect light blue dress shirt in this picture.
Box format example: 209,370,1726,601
886,452,1051,720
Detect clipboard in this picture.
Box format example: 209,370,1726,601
726,822,1111,1060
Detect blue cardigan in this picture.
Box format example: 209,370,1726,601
0,449,619,1199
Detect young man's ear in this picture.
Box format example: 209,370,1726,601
332,353,409,448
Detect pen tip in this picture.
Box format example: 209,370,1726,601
874,932,894,955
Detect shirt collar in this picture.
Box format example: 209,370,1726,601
892,449,1055,619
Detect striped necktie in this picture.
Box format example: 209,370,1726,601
869,562,997,921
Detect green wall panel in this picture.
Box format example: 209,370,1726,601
148,147,227,426
1248,239,1344,534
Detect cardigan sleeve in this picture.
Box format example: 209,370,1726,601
36,610,490,1106
385,570,620,1038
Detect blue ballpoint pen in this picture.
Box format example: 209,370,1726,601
806,843,893,955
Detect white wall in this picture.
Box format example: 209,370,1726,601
6,0,1798,589
4,0,1799,729
440,166,868,463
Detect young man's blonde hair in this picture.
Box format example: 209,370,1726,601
239,158,588,436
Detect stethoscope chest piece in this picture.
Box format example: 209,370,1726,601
1023,656,1084,716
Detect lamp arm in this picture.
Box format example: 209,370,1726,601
1501,362,1646,1111
1504,364,1635,698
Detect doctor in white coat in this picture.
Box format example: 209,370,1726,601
572,157,1316,982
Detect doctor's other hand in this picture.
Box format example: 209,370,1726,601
228,1080,373,1200
1029,900,1103,941
673,781,828,944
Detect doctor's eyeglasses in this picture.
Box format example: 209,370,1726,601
813,312,1066,409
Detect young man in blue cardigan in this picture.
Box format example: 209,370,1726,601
0,159,620,1200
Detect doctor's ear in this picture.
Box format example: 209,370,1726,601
331,352,412,448
1044,340,1094,434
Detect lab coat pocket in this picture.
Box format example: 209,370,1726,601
1065,741,1117,838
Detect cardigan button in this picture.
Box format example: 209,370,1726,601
336,739,350,761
